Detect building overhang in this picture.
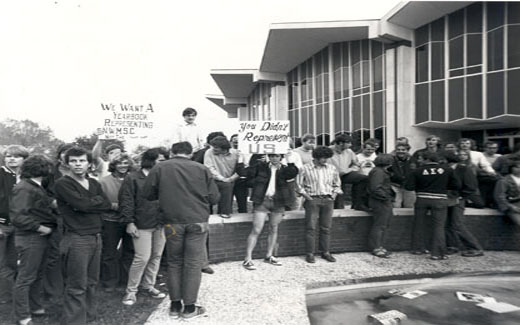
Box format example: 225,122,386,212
414,115,520,131
210,69,286,100
205,94,243,118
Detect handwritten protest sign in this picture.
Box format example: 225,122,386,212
238,120,290,154
96,103,155,141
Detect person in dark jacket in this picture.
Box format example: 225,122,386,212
444,152,484,257
494,160,520,225
143,142,220,320
389,143,416,208
11,155,57,325
0,145,28,304
54,147,112,324
367,154,395,258
405,151,460,260
120,148,168,306
237,153,298,270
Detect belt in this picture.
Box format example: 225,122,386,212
311,195,332,199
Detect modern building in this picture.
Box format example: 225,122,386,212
208,1,520,153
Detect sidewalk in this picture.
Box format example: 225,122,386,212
146,251,520,324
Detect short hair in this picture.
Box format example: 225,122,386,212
366,138,381,145
64,147,92,164
105,144,123,155
209,136,231,150
206,131,225,144
422,151,440,162
267,153,283,159
363,142,376,149
171,141,193,155
108,153,134,173
3,145,29,159
312,146,334,159
457,138,475,148
444,151,461,163
182,107,197,116
56,143,75,160
484,141,498,148
374,154,393,166
20,155,53,179
140,148,167,169
396,137,409,144
426,135,441,142
230,134,238,141
301,133,316,143
395,143,411,151
334,134,353,144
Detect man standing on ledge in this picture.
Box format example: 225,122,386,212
143,142,220,320
171,107,205,154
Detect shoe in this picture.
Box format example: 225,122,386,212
31,308,46,316
169,301,183,319
242,260,257,270
220,214,231,219
411,249,429,255
372,248,391,258
201,266,215,274
122,292,136,306
146,287,166,299
182,305,207,320
17,318,33,325
306,254,316,263
430,255,449,260
446,247,459,255
264,256,282,266
461,250,484,257
321,252,336,262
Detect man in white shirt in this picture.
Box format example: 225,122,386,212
293,134,316,166
171,108,204,153
483,141,501,165
356,142,377,176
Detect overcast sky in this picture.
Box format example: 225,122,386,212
0,0,400,148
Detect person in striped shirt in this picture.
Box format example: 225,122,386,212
297,146,342,264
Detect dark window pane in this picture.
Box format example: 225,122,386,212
301,107,308,133
466,66,482,74
342,67,349,97
324,73,330,102
289,110,294,135
509,2,520,24
308,106,315,133
416,84,429,123
508,69,520,115
449,9,464,39
334,70,341,100
487,72,505,118
416,45,429,82
466,2,483,33
353,96,362,130
487,2,505,31
334,101,342,133
467,34,482,66
342,99,350,132
374,128,384,154
362,94,370,129
487,27,504,71
449,36,463,69
352,130,362,151
449,78,464,121
315,51,322,73
361,40,369,61
316,104,323,135
353,62,361,89
431,43,444,80
372,41,382,58
431,18,444,41
323,48,329,73
343,42,349,67
351,41,360,64
294,108,300,136
333,43,341,69
373,91,383,128
508,25,520,68
362,61,370,87
324,104,330,134
450,69,465,77
373,56,384,91
415,24,429,47
431,81,445,121
467,75,483,118
316,75,323,104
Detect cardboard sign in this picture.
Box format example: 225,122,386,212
96,103,155,141
237,120,290,154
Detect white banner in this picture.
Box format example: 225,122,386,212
96,103,155,141
238,120,290,154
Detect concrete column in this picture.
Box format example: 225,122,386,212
274,84,288,120
385,48,396,153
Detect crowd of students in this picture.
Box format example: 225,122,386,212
1,107,520,323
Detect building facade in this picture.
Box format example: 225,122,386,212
209,1,520,153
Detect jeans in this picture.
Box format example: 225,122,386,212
446,200,482,251
368,198,393,250
335,172,368,209
13,233,52,320
126,227,166,293
0,224,16,301
61,232,102,325
391,185,416,208
165,223,207,305
216,181,234,215
42,217,63,304
412,198,448,256
233,180,248,213
101,220,134,288
304,197,334,254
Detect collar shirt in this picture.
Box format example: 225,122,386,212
204,148,239,181
328,147,359,175
469,150,496,175
297,162,342,196
172,122,204,152
265,163,280,197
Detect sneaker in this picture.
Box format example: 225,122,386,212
146,287,166,299
31,308,46,316
169,301,183,319
201,266,215,274
446,246,459,255
182,305,207,320
122,292,136,306
242,260,257,270
264,256,282,266
306,254,316,263
372,248,390,258
321,252,337,262
17,318,33,325
430,255,449,260
461,250,484,257
220,214,231,219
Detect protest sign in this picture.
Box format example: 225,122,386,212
455,292,496,303
237,120,290,154
96,103,155,141
389,289,428,299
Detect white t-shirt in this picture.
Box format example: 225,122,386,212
356,152,377,176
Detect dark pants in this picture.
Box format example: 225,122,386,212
478,175,497,208
165,223,207,305
101,220,134,288
14,233,52,320
412,198,448,257
368,198,393,250
43,217,63,304
233,180,248,213
216,181,234,215
61,233,102,325
335,172,368,209
0,224,16,301
304,197,334,254
446,200,482,251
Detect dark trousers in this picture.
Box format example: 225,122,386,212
13,233,52,320
0,224,16,301
61,232,102,325
216,181,234,215
101,220,134,288
446,200,482,251
42,218,63,304
165,223,207,305
368,198,393,250
478,175,497,208
304,197,334,254
335,172,368,209
412,198,448,256
233,180,248,213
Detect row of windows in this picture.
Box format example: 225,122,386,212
247,83,273,121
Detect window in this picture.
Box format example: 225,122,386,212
487,27,504,71
431,81,445,121
508,69,520,115
416,84,429,123
449,78,464,121
416,45,428,82
487,72,505,117
467,75,483,118
487,2,505,31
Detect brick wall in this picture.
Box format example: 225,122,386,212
207,208,519,263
